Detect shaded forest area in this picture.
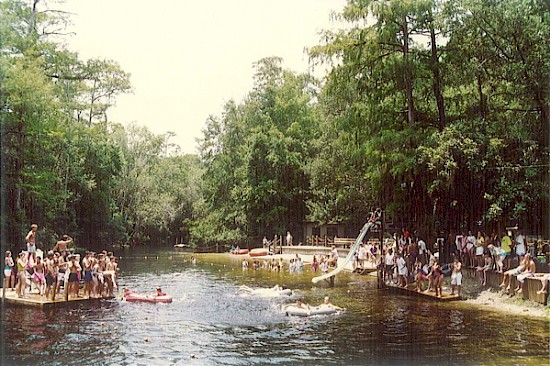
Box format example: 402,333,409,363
1,0,548,252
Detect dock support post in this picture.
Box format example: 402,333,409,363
377,210,385,289
324,276,334,287
64,278,69,301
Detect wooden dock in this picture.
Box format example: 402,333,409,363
353,267,378,275
382,282,461,301
1,288,114,308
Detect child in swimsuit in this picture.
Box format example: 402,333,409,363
4,251,14,290
33,256,46,295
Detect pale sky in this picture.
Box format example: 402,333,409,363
57,0,347,154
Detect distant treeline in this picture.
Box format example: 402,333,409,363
1,0,548,251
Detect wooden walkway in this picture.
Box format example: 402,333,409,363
1,288,114,308
353,267,378,275
382,282,461,302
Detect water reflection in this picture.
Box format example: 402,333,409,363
2,249,549,365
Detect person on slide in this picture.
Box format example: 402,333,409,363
368,209,382,224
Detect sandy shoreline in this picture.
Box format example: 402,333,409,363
464,289,550,319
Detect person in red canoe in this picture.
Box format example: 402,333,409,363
156,287,166,296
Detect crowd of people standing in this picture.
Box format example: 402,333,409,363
3,223,119,300
378,227,541,297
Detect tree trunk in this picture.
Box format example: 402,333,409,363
477,74,487,119
402,15,415,125
429,22,446,130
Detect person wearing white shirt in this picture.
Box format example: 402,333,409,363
418,238,427,263
396,252,408,287
514,230,526,257
384,249,395,284
358,244,367,269
466,231,476,268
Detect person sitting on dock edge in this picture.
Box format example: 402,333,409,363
515,253,536,294
499,254,526,291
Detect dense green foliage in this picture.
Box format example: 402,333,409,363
1,0,548,251
192,57,320,244
196,0,549,245
0,0,200,249
306,0,549,238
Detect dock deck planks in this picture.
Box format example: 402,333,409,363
1,288,114,308
382,282,461,301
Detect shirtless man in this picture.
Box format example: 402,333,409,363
44,251,58,300
104,255,117,296
55,253,66,297
67,255,81,298
25,224,38,263
515,253,536,294
53,235,73,258
82,252,94,298
500,254,526,291
94,254,106,298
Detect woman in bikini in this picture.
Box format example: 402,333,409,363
432,260,443,297
15,252,28,298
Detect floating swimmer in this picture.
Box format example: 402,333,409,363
284,296,344,317
239,284,293,297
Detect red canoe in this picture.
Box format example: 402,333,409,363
249,248,269,257
230,249,249,255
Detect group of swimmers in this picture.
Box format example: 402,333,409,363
240,251,339,274
242,256,306,272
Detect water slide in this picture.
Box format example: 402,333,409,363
312,220,378,284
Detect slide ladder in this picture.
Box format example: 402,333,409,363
312,216,379,284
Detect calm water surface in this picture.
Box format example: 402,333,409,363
2,248,549,365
